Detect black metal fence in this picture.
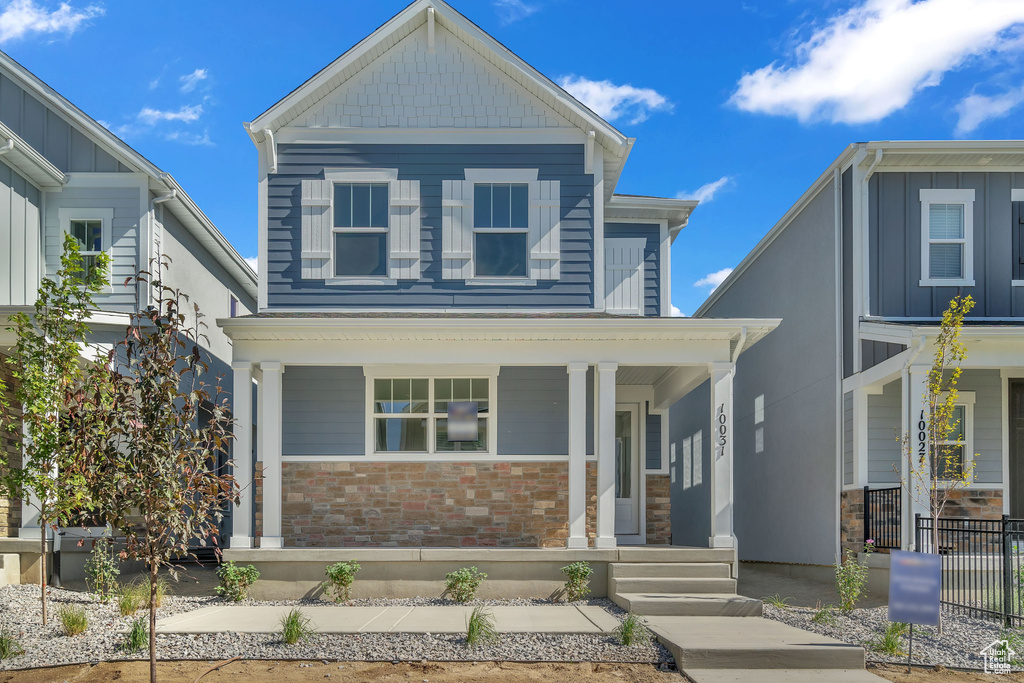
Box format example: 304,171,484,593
915,515,1024,626
864,486,901,550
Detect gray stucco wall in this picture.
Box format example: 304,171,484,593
283,366,366,456
867,380,901,485
869,171,1024,318
691,182,839,565
0,70,131,173
604,222,661,317
267,143,594,309
0,160,41,306
669,379,711,547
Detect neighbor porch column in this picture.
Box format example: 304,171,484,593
230,361,254,549
567,362,589,549
906,364,931,550
259,361,284,549
595,362,618,549
709,362,736,549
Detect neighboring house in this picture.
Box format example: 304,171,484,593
219,0,778,566
0,50,257,563
686,141,1024,572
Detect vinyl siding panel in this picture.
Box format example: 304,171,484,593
0,160,41,306
496,366,568,456
861,340,906,371
844,391,854,486
867,380,901,484
605,222,661,317
267,143,594,309
959,369,1002,484
842,167,854,378
646,410,661,470
869,171,1024,318
282,366,366,456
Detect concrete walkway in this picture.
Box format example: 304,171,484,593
155,604,621,634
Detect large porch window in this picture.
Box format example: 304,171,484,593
371,376,491,454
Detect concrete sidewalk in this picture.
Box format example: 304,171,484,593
155,604,621,634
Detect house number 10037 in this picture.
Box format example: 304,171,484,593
715,403,728,460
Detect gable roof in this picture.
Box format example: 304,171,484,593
0,50,257,301
245,0,634,195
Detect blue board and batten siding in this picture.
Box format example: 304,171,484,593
0,160,41,306
869,171,1024,318
605,222,661,317
267,144,594,309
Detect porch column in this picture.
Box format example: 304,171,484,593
567,362,589,549
595,362,617,549
230,362,254,549
906,364,931,550
259,361,284,549
709,362,736,549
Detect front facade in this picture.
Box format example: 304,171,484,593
694,141,1024,568
220,0,778,557
0,50,257,554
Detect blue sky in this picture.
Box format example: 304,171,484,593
3,0,1024,315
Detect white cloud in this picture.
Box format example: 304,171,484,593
694,268,734,291
677,176,733,204
955,85,1024,135
557,75,672,124
165,129,213,146
730,0,1024,124
244,257,258,273
493,0,537,24
0,0,103,43
179,68,208,94
670,305,685,317
137,104,203,125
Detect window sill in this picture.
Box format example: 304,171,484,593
919,279,975,288
1013,280,1024,287
465,278,537,287
325,277,399,286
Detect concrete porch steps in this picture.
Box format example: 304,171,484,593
683,669,883,682
608,561,757,617
609,562,732,578
613,592,763,617
610,577,738,594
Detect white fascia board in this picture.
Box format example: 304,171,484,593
694,144,859,317
858,321,916,345
0,121,64,188
275,127,587,146
864,140,1024,153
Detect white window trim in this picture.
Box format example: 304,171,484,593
363,365,500,457
58,207,114,291
466,168,538,283
919,188,975,287
935,390,975,485
1014,190,1024,286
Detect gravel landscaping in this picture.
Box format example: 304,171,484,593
764,603,1010,670
0,585,670,671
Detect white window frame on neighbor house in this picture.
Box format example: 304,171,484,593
935,391,975,485
363,365,500,457
465,168,538,286
58,207,113,290
919,188,975,287
325,169,396,286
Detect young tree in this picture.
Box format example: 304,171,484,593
904,293,976,557
0,235,108,625
76,260,238,683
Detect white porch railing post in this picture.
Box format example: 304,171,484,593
907,365,931,550
567,362,589,549
709,362,736,549
259,361,284,549
595,362,618,549
230,361,254,549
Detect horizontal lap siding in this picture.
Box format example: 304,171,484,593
870,171,1024,318
867,380,901,484
959,369,1002,484
282,366,365,456
843,392,854,486
267,144,593,308
0,161,41,306
646,410,661,470
604,223,661,316
497,366,568,456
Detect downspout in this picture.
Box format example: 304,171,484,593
149,175,177,282
863,148,883,183
731,326,749,363
0,134,14,155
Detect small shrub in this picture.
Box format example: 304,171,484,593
560,561,594,602
57,605,88,636
0,629,24,660
216,561,260,602
117,583,144,616
999,629,1024,669
868,622,908,656
445,566,486,602
835,541,873,612
811,601,838,626
121,617,148,654
613,612,652,647
84,541,120,603
152,576,170,608
324,560,361,602
763,594,792,610
279,607,315,645
465,606,499,647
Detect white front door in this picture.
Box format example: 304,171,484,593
614,404,641,536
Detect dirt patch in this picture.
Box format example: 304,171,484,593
0,660,681,682
870,662,1024,681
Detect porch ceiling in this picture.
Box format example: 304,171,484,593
617,365,673,385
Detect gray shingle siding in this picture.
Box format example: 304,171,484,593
605,222,661,317
267,143,594,309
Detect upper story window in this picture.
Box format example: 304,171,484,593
59,207,113,287
919,189,975,287
473,183,529,278
333,182,389,278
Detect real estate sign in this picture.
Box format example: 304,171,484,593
888,550,941,626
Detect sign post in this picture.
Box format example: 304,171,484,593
888,550,942,673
